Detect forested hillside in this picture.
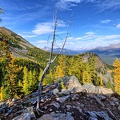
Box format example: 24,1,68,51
0,27,114,100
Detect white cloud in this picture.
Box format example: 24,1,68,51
58,33,120,50
31,33,120,50
85,31,96,35
62,0,81,2
32,22,53,35
57,0,81,10
67,37,75,40
100,19,111,24
58,0,120,12
32,20,66,35
96,0,120,12
57,20,66,27
20,35,37,38
57,0,120,11
116,23,120,28
37,40,48,44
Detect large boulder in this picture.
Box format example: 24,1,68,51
12,113,31,120
83,83,97,93
38,112,74,120
87,111,113,120
0,102,7,114
97,86,114,95
62,76,84,93
12,106,36,120
103,72,113,85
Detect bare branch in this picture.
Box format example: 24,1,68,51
55,35,63,40
52,12,73,63
49,7,58,63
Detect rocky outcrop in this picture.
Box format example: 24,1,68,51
38,112,74,120
62,76,84,93
0,76,119,120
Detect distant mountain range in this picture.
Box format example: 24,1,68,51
43,46,87,55
43,43,120,65
89,44,120,65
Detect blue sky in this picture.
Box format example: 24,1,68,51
0,0,120,50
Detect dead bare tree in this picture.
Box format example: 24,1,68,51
36,8,73,114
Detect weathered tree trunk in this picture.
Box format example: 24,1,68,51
36,8,73,114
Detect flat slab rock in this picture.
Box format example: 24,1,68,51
37,112,74,120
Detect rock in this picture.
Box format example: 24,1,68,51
0,102,7,109
87,111,113,120
31,91,38,97
114,101,119,106
73,106,82,113
102,108,117,120
80,104,85,108
87,111,97,118
58,89,70,96
12,113,31,120
50,102,60,109
111,97,119,102
83,83,96,93
38,112,74,120
27,106,36,118
97,94,106,101
62,76,82,90
56,95,70,103
97,86,114,96
110,97,119,106
52,88,59,96
12,98,17,102
71,94,79,100
103,72,113,86
0,102,7,114
110,102,115,106
66,105,71,110
0,108,5,114
93,96,105,107
4,108,12,117
88,116,98,120
12,106,36,120
24,97,37,105
118,105,120,111
71,86,84,93
95,111,113,120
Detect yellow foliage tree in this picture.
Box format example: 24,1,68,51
55,55,68,79
113,58,120,94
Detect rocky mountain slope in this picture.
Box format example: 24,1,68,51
0,27,34,57
0,27,51,63
0,76,120,120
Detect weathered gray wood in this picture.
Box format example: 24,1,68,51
36,8,73,114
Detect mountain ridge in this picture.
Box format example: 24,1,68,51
44,43,120,65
